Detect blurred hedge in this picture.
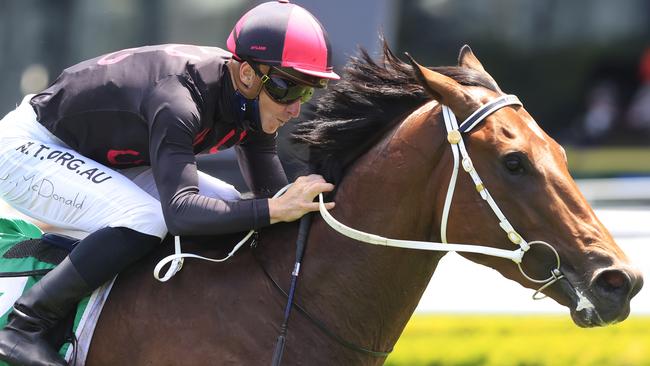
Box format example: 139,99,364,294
566,147,650,178
385,314,650,366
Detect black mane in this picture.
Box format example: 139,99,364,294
291,41,498,184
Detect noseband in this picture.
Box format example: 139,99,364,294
318,94,565,299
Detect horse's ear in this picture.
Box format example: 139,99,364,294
405,52,478,120
457,45,502,92
458,45,487,72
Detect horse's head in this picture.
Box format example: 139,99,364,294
409,46,643,327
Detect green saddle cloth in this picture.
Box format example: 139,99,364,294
0,217,91,364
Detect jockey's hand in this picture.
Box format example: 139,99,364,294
268,174,335,224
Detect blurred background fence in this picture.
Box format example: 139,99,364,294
2,0,650,169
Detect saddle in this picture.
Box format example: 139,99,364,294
2,232,78,269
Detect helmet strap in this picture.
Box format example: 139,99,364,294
231,90,262,132
227,60,263,131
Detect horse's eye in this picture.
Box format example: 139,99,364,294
503,153,525,174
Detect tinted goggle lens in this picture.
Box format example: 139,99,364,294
261,74,314,104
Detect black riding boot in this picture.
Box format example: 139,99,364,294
0,227,160,366
0,257,91,366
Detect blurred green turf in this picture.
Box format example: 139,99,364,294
385,314,650,366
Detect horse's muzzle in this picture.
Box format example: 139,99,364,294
571,265,643,327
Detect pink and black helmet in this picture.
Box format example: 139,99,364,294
227,0,340,83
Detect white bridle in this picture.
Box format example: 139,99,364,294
154,94,586,302
317,95,567,299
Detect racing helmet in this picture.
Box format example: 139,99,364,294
227,0,340,86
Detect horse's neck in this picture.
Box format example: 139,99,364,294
300,103,452,356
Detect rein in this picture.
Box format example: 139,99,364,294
260,95,571,360
317,95,568,299
258,95,571,360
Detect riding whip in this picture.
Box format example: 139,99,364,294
270,212,313,366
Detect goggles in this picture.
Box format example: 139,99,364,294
251,64,315,105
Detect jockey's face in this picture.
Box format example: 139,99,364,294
236,62,303,134
259,92,301,132
255,65,302,134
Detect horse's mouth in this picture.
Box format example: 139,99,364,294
557,277,618,328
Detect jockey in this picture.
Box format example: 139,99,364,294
0,1,338,365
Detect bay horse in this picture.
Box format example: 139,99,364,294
85,42,643,365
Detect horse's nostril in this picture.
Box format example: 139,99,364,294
601,271,625,289
594,269,631,297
